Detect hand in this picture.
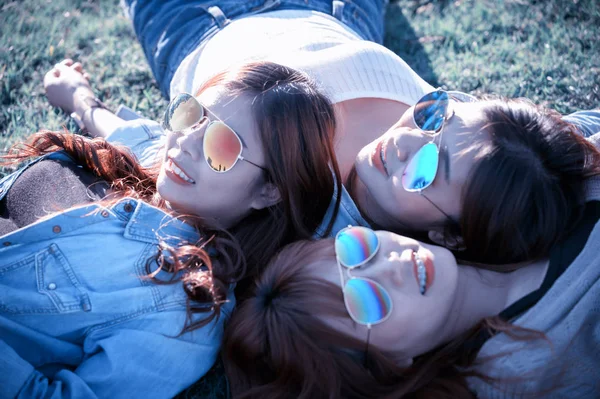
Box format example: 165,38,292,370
44,59,94,114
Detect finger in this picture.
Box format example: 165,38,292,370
44,69,58,86
60,59,74,66
72,62,83,72
83,72,91,80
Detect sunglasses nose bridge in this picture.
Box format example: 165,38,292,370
350,254,403,290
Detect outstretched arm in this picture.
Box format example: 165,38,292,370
44,59,127,139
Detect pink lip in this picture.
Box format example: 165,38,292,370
371,139,388,177
412,250,435,293
165,158,195,186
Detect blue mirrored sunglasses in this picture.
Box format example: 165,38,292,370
402,90,477,192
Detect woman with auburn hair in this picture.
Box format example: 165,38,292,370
223,209,600,398
42,59,340,278
0,60,339,398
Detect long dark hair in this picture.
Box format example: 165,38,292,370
2,131,243,332
454,98,600,266
195,61,342,288
222,239,547,398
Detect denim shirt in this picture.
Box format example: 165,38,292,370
0,148,235,398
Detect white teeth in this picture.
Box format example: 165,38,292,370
415,252,427,295
169,160,195,183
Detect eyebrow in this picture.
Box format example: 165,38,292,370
441,144,450,183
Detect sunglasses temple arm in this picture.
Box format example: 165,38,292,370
421,192,456,224
364,326,371,368
239,155,268,172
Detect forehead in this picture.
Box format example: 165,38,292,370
444,102,488,146
309,257,341,286
441,102,489,181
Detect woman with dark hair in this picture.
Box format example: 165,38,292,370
0,60,340,398
223,212,600,398
115,0,600,266
350,94,600,265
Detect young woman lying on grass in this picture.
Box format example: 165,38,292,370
120,0,600,267
43,58,341,280
224,217,600,398
0,60,341,399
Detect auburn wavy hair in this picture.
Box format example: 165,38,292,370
2,130,243,333
222,239,548,398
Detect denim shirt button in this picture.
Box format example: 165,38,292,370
47,283,57,290
123,203,134,213
3,241,10,247
82,302,91,312
52,225,62,234
101,210,110,218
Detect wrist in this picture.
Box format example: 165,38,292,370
71,92,109,130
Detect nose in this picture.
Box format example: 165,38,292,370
389,127,427,169
351,247,413,288
175,116,209,161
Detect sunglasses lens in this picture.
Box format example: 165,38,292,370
163,93,204,132
344,278,392,325
402,142,439,191
204,122,243,172
335,227,379,268
413,90,449,131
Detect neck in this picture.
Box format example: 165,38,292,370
440,259,549,343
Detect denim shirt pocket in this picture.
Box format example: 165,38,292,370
0,243,91,314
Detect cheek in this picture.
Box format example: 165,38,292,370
165,131,179,151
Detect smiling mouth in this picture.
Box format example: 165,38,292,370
166,159,195,184
413,251,435,295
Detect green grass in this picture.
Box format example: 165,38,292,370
1,0,598,177
386,0,599,112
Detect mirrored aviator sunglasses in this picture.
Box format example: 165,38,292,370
162,93,258,173
335,226,393,327
402,89,477,192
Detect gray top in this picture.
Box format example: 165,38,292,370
467,132,600,398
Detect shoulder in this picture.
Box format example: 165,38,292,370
107,119,166,167
471,209,600,394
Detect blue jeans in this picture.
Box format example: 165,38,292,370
122,0,388,98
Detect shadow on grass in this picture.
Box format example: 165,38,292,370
384,1,439,87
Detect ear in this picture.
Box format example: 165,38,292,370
251,182,281,210
428,230,467,251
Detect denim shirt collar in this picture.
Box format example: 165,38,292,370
313,181,370,238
